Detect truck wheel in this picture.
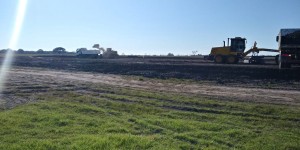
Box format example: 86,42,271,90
279,62,285,69
275,55,279,65
249,58,253,64
234,58,239,63
279,62,291,69
226,55,237,64
214,55,223,63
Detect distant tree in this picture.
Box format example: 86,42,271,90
53,47,66,54
167,53,174,57
93,44,100,49
37,49,44,54
192,51,198,56
0,49,8,53
17,49,25,53
0,49,13,54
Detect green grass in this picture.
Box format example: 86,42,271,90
0,86,299,149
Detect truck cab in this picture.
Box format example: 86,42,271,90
277,29,300,68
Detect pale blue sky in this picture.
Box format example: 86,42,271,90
0,0,299,55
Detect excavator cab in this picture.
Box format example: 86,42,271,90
230,37,246,52
207,37,279,64
208,37,247,63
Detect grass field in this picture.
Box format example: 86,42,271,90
0,83,299,149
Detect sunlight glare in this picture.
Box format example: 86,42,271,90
0,0,28,96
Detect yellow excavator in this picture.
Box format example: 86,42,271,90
206,37,279,64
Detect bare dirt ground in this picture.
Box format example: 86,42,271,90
1,55,300,108
12,56,300,90
1,67,300,109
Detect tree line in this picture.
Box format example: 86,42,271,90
0,47,72,54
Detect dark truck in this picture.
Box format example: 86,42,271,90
277,28,300,68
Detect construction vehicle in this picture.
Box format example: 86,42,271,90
277,28,300,68
92,44,119,58
76,44,119,59
76,48,100,58
206,37,279,64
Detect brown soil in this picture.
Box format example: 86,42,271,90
1,67,299,108
1,55,300,108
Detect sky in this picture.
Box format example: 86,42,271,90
0,0,300,55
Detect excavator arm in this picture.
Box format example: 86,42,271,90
242,42,279,57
